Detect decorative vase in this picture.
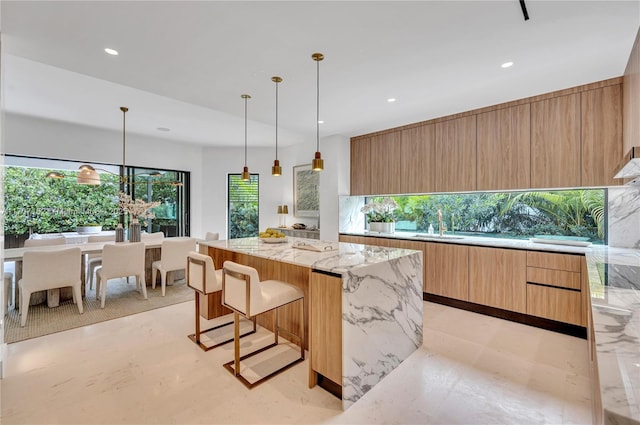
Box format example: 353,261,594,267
115,223,125,242
369,221,395,233
129,219,141,242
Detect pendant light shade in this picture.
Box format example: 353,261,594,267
76,165,100,185
241,94,251,181
272,76,283,176
311,52,324,171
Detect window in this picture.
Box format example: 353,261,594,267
228,174,259,239
3,155,190,247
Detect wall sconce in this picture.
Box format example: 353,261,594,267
278,204,289,228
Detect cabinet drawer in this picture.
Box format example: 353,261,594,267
526,284,582,326
527,251,581,272
526,267,581,290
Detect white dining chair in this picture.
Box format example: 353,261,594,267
86,234,116,290
152,238,197,296
141,231,165,241
19,247,83,327
205,232,219,241
95,242,147,309
23,236,66,247
221,261,305,388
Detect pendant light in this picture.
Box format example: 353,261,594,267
241,94,251,181
271,76,283,176
120,106,128,188
311,52,324,171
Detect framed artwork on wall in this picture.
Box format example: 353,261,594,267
293,164,320,218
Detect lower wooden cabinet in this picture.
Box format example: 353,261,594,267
425,242,469,301
525,251,584,326
310,271,342,385
526,284,582,326
469,246,527,313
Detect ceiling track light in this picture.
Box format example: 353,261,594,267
311,52,324,172
272,76,283,177
241,94,251,181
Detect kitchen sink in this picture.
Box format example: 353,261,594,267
413,234,465,240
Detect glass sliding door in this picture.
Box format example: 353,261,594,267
128,167,189,237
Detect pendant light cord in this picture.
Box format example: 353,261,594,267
316,58,320,152
275,80,279,160
244,96,248,167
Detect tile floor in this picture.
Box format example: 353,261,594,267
0,301,592,424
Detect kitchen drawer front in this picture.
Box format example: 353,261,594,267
526,284,582,326
526,266,581,290
526,251,581,272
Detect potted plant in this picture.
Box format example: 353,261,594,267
360,198,397,233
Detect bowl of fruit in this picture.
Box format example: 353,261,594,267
259,228,288,243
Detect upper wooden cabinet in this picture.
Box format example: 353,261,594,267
370,132,402,195
401,124,435,194
350,137,371,195
435,116,477,192
531,93,581,188
581,85,623,186
350,78,622,195
477,104,531,190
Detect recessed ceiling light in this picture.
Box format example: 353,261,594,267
387,98,396,103
104,48,119,56
318,120,324,124
157,127,171,132
501,61,514,68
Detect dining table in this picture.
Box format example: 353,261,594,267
3,239,165,309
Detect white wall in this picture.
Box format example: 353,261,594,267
3,113,205,237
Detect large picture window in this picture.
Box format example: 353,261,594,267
3,155,190,247
228,173,259,239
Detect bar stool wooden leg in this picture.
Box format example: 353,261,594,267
194,292,201,345
234,311,240,377
300,299,305,359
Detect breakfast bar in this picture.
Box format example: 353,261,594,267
200,237,423,409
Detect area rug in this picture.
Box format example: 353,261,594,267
4,278,193,343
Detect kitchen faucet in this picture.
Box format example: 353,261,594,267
437,209,447,236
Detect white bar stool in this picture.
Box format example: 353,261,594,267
186,252,255,351
221,260,305,388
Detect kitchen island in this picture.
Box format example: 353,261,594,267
200,237,423,409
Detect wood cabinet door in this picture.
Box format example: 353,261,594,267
310,271,343,385
477,104,530,190
370,132,402,195
526,284,582,326
350,137,371,195
468,246,527,313
435,116,477,192
531,93,581,188
424,242,469,300
581,84,623,186
401,124,435,193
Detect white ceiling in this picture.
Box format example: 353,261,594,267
2,1,639,148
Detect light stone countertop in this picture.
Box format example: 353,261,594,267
199,236,421,275
584,245,640,425
340,231,595,254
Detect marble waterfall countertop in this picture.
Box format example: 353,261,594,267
201,237,423,410
585,246,640,425
199,236,421,274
